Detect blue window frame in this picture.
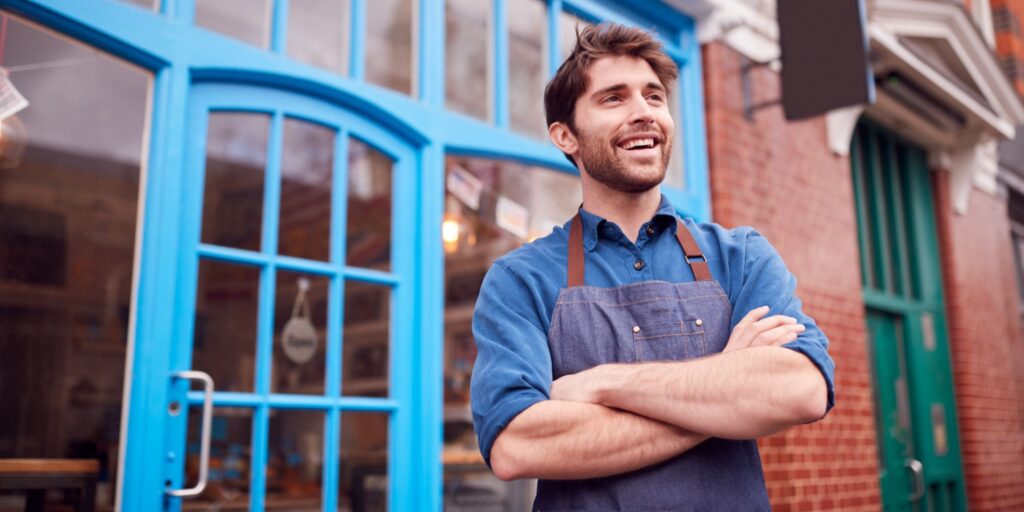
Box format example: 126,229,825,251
3,0,710,510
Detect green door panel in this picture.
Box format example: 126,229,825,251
852,122,967,512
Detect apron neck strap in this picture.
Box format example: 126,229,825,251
567,214,713,287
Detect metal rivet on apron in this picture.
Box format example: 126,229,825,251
633,259,645,270
646,225,655,236
695,319,703,326
632,325,640,333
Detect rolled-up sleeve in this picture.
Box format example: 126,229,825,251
728,229,836,415
471,260,553,466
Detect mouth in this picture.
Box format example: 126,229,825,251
616,134,662,153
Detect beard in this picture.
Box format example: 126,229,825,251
574,127,671,194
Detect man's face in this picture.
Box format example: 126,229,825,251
570,56,674,193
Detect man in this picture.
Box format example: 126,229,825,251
470,23,834,511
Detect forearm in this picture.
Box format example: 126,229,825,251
594,346,827,439
490,399,708,481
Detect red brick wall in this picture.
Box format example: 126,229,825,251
932,172,1024,511
702,42,882,511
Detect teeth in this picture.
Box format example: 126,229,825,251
621,138,655,149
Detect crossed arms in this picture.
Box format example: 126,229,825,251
489,307,829,481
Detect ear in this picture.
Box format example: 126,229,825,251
548,122,579,158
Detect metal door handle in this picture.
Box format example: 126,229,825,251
165,370,214,498
904,458,924,502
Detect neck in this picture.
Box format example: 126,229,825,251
580,174,662,243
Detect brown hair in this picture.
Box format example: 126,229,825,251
544,23,678,165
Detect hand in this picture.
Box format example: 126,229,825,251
550,367,603,404
723,306,805,353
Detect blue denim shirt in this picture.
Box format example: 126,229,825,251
470,195,835,465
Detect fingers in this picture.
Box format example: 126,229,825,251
750,322,806,347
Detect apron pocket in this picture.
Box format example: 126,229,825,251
632,320,706,361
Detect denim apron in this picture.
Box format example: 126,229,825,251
534,214,771,511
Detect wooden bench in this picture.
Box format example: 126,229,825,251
0,459,99,512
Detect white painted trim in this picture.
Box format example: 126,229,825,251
971,0,996,49
825,105,867,156
667,0,780,62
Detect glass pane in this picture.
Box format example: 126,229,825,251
508,0,547,139
365,0,414,95
266,410,324,511
193,260,260,392
441,156,580,506
118,0,159,10
187,406,253,509
343,281,391,398
664,78,685,189
346,139,392,270
195,0,272,48
445,0,491,121
273,271,329,394
287,0,350,75
559,11,592,62
201,112,270,252
0,14,150,511
340,412,389,512
279,117,334,261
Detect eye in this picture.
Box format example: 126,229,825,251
602,94,622,104
647,93,664,102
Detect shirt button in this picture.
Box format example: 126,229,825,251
632,325,641,333
634,259,645,271
646,225,655,236
695,319,704,326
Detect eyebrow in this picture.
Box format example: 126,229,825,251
590,82,666,100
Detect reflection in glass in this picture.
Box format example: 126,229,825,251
274,271,329,394
187,407,252,509
195,0,272,48
559,11,592,62
665,79,685,189
508,0,547,139
446,0,491,121
279,117,334,261
288,0,350,75
193,260,260,392
340,412,389,512
118,0,158,10
346,139,392,270
266,410,324,511
365,0,415,95
343,281,391,398
441,156,580,508
0,14,150,510
201,112,270,252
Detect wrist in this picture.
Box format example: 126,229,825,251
590,363,629,407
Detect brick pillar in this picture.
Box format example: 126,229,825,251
993,0,1024,97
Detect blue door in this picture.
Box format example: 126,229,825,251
142,82,423,511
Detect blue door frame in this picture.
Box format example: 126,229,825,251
2,0,711,510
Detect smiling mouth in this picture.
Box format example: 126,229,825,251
617,137,659,151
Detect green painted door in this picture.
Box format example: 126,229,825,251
851,122,967,512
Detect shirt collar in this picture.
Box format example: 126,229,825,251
577,194,679,252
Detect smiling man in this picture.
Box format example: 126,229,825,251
470,23,835,511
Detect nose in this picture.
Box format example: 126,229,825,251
628,93,656,125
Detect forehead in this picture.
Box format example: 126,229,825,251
583,55,662,93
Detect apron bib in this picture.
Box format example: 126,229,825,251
534,214,771,511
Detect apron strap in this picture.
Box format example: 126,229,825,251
568,213,586,287
567,214,713,287
674,218,713,282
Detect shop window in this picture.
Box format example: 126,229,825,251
441,155,581,509
446,0,492,122
559,11,593,62
193,260,261,393
1009,189,1024,313
346,138,393,271
342,280,391,398
195,0,272,48
273,271,330,395
0,12,151,509
266,410,325,510
185,406,253,509
339,412,389,510
365,0,416,95
287,0,351,75
279,117,335,262
508,0,547,139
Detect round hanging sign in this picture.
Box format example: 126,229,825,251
281,317,318,364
